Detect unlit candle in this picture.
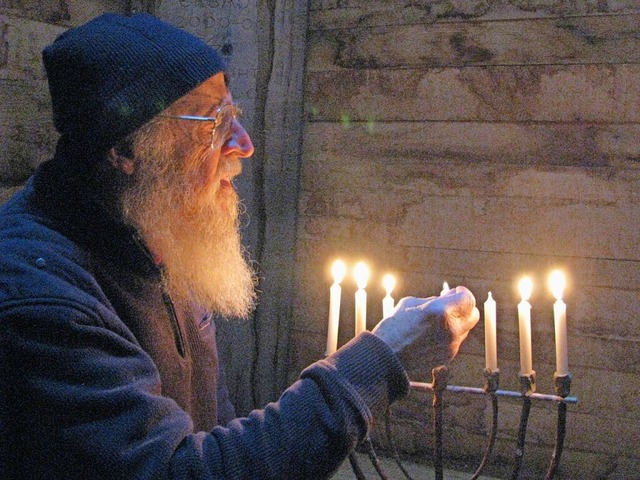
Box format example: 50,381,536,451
517,277,534,375
549,270,569,376
484,292,498,371
354,262,370,336
326,260,346,355
382,274,396,319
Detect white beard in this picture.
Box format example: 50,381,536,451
120,124,257,318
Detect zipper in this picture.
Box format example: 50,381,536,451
162,291,186,358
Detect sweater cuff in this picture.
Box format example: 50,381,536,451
302,332,410,414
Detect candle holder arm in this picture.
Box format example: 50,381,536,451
432,365,449,480
348,434,394,480
349,451,369,480
364,434,392,480
385,406,415,480
544,373,572,480
511,372,536,480
469,369,500,480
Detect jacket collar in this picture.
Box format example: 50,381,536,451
28,140,162,279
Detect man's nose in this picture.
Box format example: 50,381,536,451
221,119,254,158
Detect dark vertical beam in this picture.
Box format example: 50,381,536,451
251,0,309,406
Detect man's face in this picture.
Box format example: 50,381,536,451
163,72,254,209
119,72,257,318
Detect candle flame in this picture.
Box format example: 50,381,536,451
518,276,533,301
382,274,396,294
441,281,450,295
354,261,370,289
331,260,346,284
549,270,566,300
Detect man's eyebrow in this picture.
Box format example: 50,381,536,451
189,90,223,100
187,91,224,104
202,99,232,117
173,91,226,116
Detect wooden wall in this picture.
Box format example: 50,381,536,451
0,0,130,203
292,1,640,478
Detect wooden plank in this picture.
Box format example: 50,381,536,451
296,158,640,261
0,78,57,185
302,122,640,201
0,1,130,26
302,121,640,184
309,0,640,29
396,195,639,261
246,0,309,406
0,16,66,80
306,13,640,71
0,19,6,69
306,64,640,123
0,0,71,25
296,186,640,260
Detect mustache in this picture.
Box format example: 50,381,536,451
219,156,242,180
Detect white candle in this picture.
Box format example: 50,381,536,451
484,292,498,371
382,274,396,318
354,261,370,336
440,281,450,295
326,260,346,355
549,270,569,376
517,276,534,375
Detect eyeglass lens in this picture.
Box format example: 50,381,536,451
211,104,240,148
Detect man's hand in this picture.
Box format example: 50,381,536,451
371,286,480,372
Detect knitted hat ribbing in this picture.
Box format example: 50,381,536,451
43,13,226,150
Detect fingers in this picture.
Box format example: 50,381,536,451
395,295,437,309
432,288,479,363
374,288,480,370
470,306,480,326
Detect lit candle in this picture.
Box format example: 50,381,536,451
440,281,450,295
549,270,569,376
354,261,370,336
382,274,396,318
517,276,534,375
326,260,346,355
484,292,498,371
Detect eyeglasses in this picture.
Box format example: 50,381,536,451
159,103,242,149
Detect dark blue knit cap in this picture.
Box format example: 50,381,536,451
43,13,226,150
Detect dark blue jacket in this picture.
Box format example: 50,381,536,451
0,150,409,479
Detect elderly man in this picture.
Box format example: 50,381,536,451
0,13,479,480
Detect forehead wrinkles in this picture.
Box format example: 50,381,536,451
168,93,221,116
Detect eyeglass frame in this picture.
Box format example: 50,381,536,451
159,103,242,149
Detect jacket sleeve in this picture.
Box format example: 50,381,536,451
0,301,409,480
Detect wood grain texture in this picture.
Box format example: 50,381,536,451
0,0,131,26
247,0,309,407
0,17,65,185
307,13,640,70
309,0,640,27
295,3,640,476
306,64,640,123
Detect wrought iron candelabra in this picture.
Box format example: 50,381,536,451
348,367,577,480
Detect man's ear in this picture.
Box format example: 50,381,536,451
108,147,136,175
